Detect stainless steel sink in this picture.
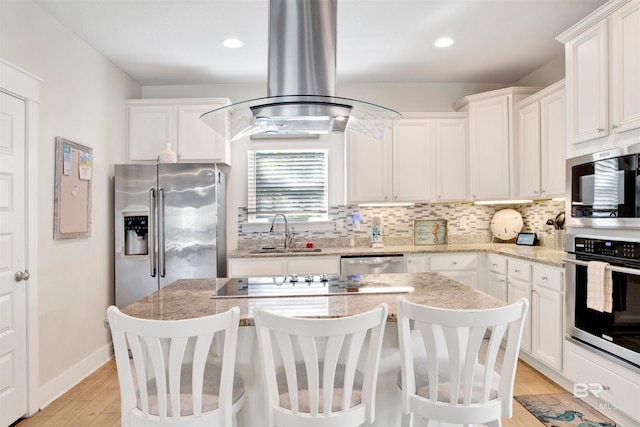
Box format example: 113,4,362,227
249,247,322,254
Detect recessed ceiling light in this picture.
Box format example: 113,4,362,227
434,37,454,48
221,38,243,48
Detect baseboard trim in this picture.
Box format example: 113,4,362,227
39,343,113,409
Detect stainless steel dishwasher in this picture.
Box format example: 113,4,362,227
340,255,405,275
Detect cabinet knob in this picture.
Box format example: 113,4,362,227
611,124,618,130
394,195,398,200
15,270,30,282
492,263,498,267
515,269,520,273
534,190,539,195
602,385,610,391
437,195,441,199
542,276,548,280
597,128,605,133
452,262,457,266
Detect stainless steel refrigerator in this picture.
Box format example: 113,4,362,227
114,163,226,308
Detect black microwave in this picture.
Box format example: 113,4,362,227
567,143,640,229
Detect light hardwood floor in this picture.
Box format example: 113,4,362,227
14,358,563,426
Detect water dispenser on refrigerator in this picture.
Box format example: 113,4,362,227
123,215,148,256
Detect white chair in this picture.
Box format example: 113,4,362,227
107,306,245,427
253,303,389,427
395,297,529,427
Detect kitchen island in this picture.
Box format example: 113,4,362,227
122,272,505,427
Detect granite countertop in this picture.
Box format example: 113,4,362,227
121,272,505,325
229,243,566,267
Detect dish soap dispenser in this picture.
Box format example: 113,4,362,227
371,216,384,248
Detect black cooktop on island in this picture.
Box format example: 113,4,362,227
213,274,415,298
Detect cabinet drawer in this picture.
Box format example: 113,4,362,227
228,259,283,277
287,257,340,275
533,265,563,292
430,253,477,270
508,260,532,282
487,254,507,274
565,341,640,421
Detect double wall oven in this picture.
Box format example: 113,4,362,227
566,143,640,370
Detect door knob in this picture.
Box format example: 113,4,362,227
15,270,30,282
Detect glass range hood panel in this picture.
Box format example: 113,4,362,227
201,94,401,141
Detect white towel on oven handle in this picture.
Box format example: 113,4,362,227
586,261,613,313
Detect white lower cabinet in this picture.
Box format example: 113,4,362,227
531,283,563,371
508,277,532,353
429,253,479,288
405,254,429,273
228,256,340,278
500,256,564,371
565,340,640,423
405,253,478,288
488,254,508,301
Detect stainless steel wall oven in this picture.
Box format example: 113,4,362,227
566,234,640,369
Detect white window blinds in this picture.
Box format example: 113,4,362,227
248,149,328,221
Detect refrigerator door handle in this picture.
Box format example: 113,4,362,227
158,187,166,277
149,188,156,277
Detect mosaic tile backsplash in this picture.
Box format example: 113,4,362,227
237,200,566,249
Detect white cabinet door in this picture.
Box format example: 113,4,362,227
435,118,468,201
287,257,340,275
228,258,284,278
392,119,433,202
540,87,566,197
516,82,566,199
228,256,340,278
489,271,508,302
405,254,429,273
177,103,229,163
126,99,231,164
508,278,532,353
517,101,541,198
127,105,176,161
469,96,511,200
346,131,392,203
565,20,609,144
610,1,640,134
531,284,563,371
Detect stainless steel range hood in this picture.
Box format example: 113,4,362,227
201,0,400,141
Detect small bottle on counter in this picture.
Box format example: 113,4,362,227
305,231,314,248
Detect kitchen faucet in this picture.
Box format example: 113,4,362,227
269,212,294,249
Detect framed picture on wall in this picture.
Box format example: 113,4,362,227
414,219,447,245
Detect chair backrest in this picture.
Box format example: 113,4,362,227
395,297,529,426
107,306,241,427
253,303,388,427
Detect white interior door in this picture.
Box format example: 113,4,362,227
0,90,28,426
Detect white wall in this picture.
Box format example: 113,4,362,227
0,0,141,406
515,53,565,87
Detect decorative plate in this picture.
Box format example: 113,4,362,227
490,209,523,241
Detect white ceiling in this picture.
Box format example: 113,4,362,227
33,0,607,87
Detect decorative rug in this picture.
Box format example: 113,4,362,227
515,393,617,426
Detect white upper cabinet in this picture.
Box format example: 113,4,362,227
346,129,393,203
558,0,640,157
392,118,434,202
126,98,231,164
454,87,540,201
346,113,467,204
610,1,640,133
435,118,468,201
516,81,566,199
